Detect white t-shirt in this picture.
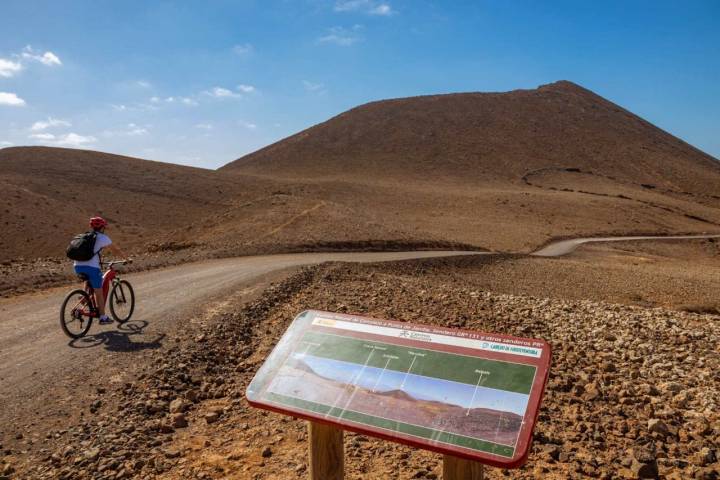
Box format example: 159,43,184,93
74,232,112,269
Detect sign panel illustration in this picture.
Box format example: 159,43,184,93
247,310,551,468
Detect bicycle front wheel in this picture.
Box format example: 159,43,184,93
109,280,135,323
60,289,94,339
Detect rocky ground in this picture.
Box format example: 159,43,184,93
4,237,719,312
3,256,718,480
439,239,720,313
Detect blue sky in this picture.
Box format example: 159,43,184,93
1,0,718,168
299,353,530,416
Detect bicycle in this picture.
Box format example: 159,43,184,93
60,260,135,339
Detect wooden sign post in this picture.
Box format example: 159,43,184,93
443,455,484,480
309,421,344,480
247,310,551,478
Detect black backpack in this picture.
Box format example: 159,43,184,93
66,231,98,261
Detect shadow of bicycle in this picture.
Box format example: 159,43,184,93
68,320,165,352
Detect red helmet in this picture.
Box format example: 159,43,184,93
89,216,108,230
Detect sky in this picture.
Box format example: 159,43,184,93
1,0,718,168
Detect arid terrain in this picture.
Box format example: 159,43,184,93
3,81,720,271
1,81,720,479
3,247,717,479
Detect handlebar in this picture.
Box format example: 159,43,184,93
101,259,132,268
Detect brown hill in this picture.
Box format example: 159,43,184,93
374,388,418,402
222,81,720,193
2,81,720,265
0,146,443,266
217,81,720,251
0,146,273,261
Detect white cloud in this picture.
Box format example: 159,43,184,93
55,133,96,147
0,46,61,79
0,58,23,78
334,0,394,15
31,117,71,131
40,52,62,66
237,84,256,93
22,46,62,66
102,124,150,138
158,96,198,106
233,43,254,56
30,132,96,147
370,4,393,15
239,121,257,130
0,92,26,107
334,0,367,11
303,80,325,92
127,123,148,136
111,104,128,111
0,141,13,147
317,26,364,46
143,96,200,110
30,133,56,141
204,87,242,99
136,80,151,88
195,123,213,130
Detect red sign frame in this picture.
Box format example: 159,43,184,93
246,310,551,468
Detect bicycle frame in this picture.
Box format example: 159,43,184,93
62,259,132,337
78,263,121,316
101,267,118,300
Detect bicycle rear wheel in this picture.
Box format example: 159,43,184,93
60,289,94,339
109,280,135,323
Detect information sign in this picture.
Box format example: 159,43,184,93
247,310,551,468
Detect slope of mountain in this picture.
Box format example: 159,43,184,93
0,146,272,260
217,81,720,252
222,81,720,194
2,81,720,263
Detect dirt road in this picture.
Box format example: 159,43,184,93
1,235,718,444
0,251,480,436
531,234,720,256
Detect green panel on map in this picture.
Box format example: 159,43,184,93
301,330,535,394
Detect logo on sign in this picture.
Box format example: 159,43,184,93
398,330,432,342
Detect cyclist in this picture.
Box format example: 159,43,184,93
73,216,128,324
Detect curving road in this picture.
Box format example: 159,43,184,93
1,235,718,437
3,235,720,390
531,234,720,257
0,251,484,385
0,251,482,433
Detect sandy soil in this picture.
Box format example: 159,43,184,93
4,242,719,479
9,256,718,480
411,238,720,312
0,251,479,468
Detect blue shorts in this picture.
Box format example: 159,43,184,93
74,266,103,289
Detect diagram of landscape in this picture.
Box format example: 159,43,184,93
264,347,531,452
